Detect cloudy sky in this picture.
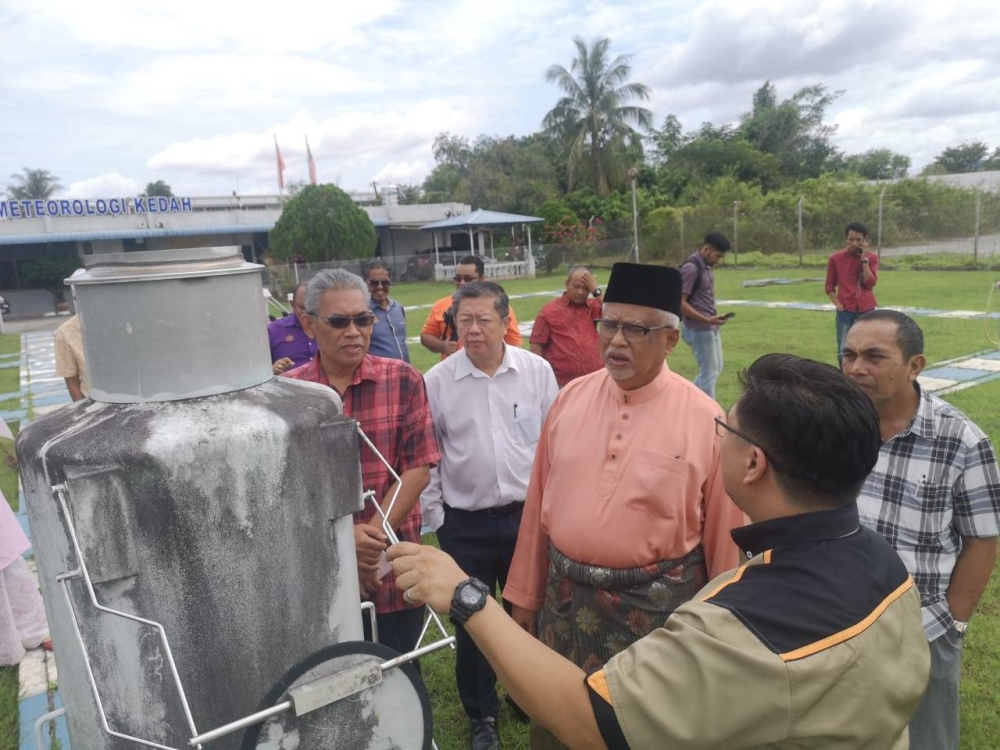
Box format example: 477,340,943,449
2,0,998,199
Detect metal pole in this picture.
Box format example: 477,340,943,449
628,168,640,263
877,187,886,257
733,201,740,265
797,197,804,266
974,191,982,263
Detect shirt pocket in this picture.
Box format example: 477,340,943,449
621,450,689,519
513,411,542,446
896,481,956,550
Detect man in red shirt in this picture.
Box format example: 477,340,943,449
284,268,441,657
530,266,604,387
825,222,878,366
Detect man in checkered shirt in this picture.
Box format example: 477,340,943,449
843,310,1000,750
285,268,441,659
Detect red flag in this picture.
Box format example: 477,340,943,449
306,136,317,185
274,135,286,192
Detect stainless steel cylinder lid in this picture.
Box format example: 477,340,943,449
68,247,273,403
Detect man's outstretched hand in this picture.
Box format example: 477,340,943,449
388,542,468,615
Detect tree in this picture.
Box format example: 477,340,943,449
396,184,423,204
844,149,911,180
269,184,377,262
20,256,82,303
143,180,173,197
924,141,991,174
647,115,684,166
542,36,653,196
739,82,843,181
7,168,62,200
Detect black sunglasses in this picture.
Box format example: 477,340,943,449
367,279,391,287
315,313,376,329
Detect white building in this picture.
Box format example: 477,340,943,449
0,189,474,291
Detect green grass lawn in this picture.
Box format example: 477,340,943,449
1,270,998,749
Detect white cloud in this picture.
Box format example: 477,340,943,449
62,173,142,198
2,0,400,54
371,160,432,185
146,100,480,189
103,53,379,114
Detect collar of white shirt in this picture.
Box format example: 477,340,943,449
453,343,521,381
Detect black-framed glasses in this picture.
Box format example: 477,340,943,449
315,312,376,329
367,279,391,288
453,274,481,283
714,417,786,473
593,318,674,344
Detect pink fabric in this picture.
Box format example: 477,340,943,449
0,490,29,570
504,365,746,612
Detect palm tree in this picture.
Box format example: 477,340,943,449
7,168,63,200
543,37,653,195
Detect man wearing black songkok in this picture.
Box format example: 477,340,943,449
502,263,746,749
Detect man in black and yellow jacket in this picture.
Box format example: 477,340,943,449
390,353,930,750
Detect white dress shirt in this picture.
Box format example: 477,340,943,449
420,344,559,531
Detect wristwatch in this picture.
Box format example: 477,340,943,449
954,619,969,637
450,577,491,627
592,287,602,298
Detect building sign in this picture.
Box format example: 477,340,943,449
0,196,193,220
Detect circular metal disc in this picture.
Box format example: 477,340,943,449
242,641,433,750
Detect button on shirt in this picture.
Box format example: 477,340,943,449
267,314,317,367
530,294,603,387
504,365,745,612
679,252,717,332
856,385,1000,641
420,345,559,531
368,298,410,362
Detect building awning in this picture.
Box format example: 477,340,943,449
420,209,543,231
0,224,278,247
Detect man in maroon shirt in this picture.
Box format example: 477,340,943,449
530,267,604,387
826,222,879,366
284,268,441,658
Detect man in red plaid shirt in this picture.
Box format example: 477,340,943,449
285,268,441,657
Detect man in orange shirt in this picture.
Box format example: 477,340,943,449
503,262,745,749
420,255,522,359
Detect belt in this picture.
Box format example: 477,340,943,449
443,502,524,517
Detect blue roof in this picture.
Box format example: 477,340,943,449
420,209,543,231
0,224,277,246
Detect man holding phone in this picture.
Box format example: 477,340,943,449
826,222,879,366
680,232,732,399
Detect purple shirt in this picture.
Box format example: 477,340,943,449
267,314,317,367
679,252,717,332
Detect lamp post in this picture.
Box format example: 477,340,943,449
628,167,640,263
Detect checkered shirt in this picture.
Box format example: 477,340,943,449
856,385,1000,641
285,353,441,614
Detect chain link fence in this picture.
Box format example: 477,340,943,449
265,186,1000,300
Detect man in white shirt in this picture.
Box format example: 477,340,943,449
421,281,559,750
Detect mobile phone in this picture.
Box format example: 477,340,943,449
722,312,736,320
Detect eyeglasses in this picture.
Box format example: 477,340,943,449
593,319,674,343
453,275,481,283
367,279,391,288
714,417,786,473
314,312,376,329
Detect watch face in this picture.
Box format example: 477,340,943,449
460,585,483,606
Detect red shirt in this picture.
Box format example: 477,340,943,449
284,353,441,614
825,248,878,313
530,295,604,387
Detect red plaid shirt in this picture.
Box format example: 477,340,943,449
284,353,441,613
530,295,604,387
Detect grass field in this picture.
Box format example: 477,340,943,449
1,267,998,749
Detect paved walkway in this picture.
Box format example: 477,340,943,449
7,329,72,750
